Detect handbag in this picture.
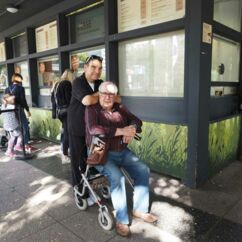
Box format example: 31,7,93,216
2,93,15,105
53,81,68,119
86,138,108,165
56,106,68,119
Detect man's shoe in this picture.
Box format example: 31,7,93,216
61,154,70,164
132,211,158,223
115,223,130,237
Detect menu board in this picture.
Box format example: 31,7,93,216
118,0,185,32
0,42,6,62
35,21,58,52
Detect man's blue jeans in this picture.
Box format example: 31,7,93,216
95,148,150,224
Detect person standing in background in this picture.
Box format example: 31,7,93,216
61,55,79,82
5,73,31,151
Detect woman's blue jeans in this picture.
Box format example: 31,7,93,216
95,148,150,224
19,109,29,145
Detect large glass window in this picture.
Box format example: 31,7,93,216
211,36,240,82
0,65,7,92
214,0,242,32
0,42,6,62
118,0,186,32
70,46,105,80
35,21,58,52
119,30,185,97
69,4,104,43
38,56,60,95
12,32,28,57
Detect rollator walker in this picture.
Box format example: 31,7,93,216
73,135,135,231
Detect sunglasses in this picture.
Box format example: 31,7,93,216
85,55,103,64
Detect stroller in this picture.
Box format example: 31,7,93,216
0,128,8,149
73,135,135,231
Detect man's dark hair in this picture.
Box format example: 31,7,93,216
85,55,103,65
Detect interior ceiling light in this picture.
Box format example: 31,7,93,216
6,5,19,13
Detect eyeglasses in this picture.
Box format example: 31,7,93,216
85,55,103,64
100,92,115,97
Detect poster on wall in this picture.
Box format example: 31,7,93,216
0,42,6,62
35,21,58,52
118,0,185,32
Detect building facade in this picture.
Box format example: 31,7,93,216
0,0,241,187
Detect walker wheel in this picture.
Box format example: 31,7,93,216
98,210,114,231
74,190,88,211
101,186,111,199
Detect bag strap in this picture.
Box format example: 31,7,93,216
54,81,61,107
9,85,17,95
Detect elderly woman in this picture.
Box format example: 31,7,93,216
85,81,158,237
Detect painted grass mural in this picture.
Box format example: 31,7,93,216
29,108,61,142
129,122,187,179
1,108,188,179
209,116,240,176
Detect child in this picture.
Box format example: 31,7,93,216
1,98,23,157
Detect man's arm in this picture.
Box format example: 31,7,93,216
83,93,121,106
118,104,142,133
82,92,99,106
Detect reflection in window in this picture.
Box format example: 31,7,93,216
214,0,242,32
69,4,104,43
0,65,7,91
12,32,27,57
119,30,185,97
70,46,105,80
14,61,30,88
211,36,240,82
0,42,6,62
37,56,60,91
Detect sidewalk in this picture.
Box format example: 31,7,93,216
0,139,242,242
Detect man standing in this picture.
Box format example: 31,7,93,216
68,55,103,191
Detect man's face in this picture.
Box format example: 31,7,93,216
99,92,116,111
84,59,102,82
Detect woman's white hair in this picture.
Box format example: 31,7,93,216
99,81,118,94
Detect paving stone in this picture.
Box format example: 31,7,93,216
224,200,242,225
18,222,83,242
0,209,55,242
61,207,115,242
0,190,25,214
202,219,242,242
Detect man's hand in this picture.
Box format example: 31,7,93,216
122,136,133,144
27,111,31,117
121,125,136,137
